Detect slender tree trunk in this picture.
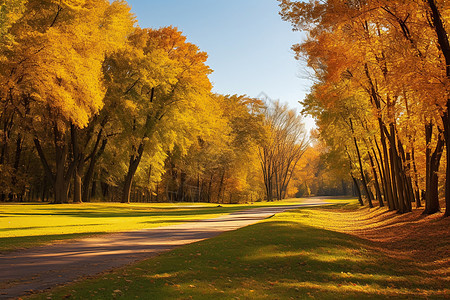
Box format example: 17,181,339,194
73,169,82,204
411,147,421,208
122,89,156,204
71,124,82,204
445,132,450,216
89,178,97,202
380,128,395,210
365,64,395,210
386,125,403,212
54,145,69,204
82,138,107,202
177,171,186,202
122,142,145,203
341,179,347,195
423,123,444,214
9,133,23,200
122,170,134,204
372,146,386,203
156,181,159,202
217,169,225,203
196,174,201,202
352,176,364,206
426,0,450,217
369,152,384,207
207,174,213,203
101,181,109,199
350,118,374,208
395,136,412,212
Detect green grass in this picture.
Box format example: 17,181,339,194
26,205,447,300
0,199,321,252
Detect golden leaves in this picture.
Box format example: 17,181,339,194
1,0,136,129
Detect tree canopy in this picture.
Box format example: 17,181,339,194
0,0,309,204
280,0,450,216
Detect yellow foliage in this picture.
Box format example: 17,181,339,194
1,0,135,128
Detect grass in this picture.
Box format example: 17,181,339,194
25,201,448,300
0,198,320,252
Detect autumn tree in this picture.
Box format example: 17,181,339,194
279,0,449,215
0,0,135,203
100,26,213,203
259,101,309,201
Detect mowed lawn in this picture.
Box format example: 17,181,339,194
26,202,449,300
0,199,312,252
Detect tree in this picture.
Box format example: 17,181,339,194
279,0,449,215
101,27,213,203
160,94,265,204
0,0,134,203
259,101,309,201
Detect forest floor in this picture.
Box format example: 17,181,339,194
21,200,449,300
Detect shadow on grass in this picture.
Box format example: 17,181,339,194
29,216,448,300
2,205,260,219
0,232,105,253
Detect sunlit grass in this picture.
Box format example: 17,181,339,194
0,198,327,252
26,203,448,300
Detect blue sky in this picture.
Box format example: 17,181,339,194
125,0,314,129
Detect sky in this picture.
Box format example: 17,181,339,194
125,0,315,129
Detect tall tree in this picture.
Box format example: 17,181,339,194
0,0,134,203
259,101,309,201
279,0,448,215
102,27,213,203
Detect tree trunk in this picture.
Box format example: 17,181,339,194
445,132,450,217
9,133,23,200
54,145,69,204
397,137,414,210
423,123,444,214
122,142,145,203
352,176,364,206
426,0,450,217
177,171,186,202
372,146,386,204
82,138,107,202
122,171,134,204
369,152,384,207
350,118,374,208
411,147,422,208
73,170,82,204
387,127,402,212
71,124,82,204
89,178,97,202
217,169,225,203
207,174,213,203
34,134,73,204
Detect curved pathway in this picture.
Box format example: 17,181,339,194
0,200,329,299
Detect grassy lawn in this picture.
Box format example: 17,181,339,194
26,202,448,300
0,198,318,252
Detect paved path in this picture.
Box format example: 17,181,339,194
0,200,329,299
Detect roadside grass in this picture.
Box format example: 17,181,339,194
0,198,332,252
27,202,448,300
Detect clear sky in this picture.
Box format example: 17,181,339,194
125,0,315,129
